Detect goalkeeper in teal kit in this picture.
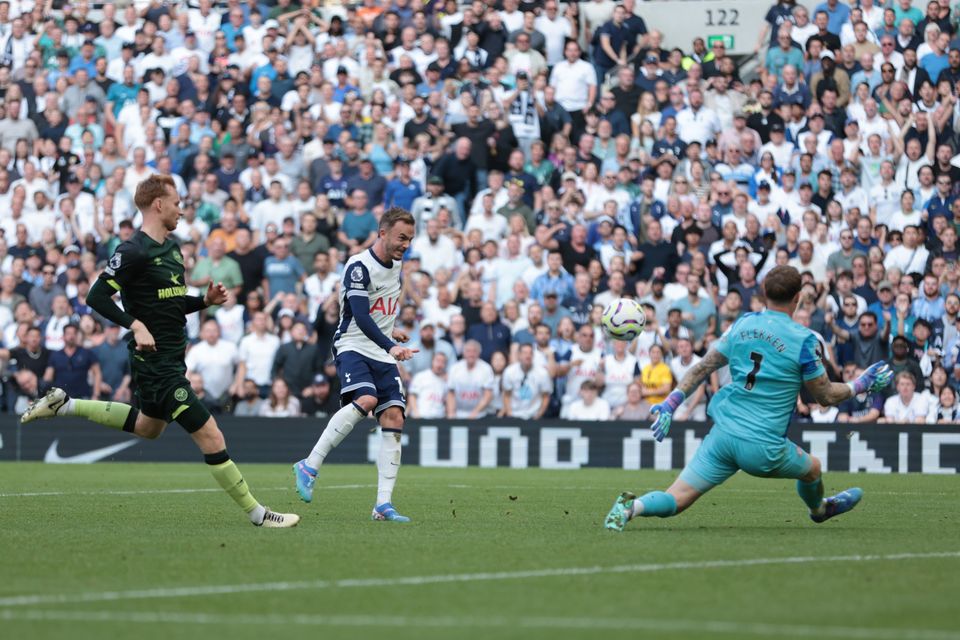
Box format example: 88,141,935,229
605,266,893,531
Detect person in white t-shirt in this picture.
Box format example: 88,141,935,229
214,291,246,344
548,41,597,126
561,323,605,408
561,379,611,420
881,371,929,423
445,340,496,418
502,343,553,419
408,352,450,419
231,311,280,396
303,252,339,322
185,319,239,403
601,339,640,410
668,337,707,420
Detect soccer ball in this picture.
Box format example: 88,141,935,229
601,298,646,341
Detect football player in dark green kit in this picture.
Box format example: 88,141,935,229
22,174,299,528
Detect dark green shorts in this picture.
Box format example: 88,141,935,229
130,353,211,433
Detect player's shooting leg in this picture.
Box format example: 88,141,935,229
305,396,374,470
51,394,144,433
627,479,703,519
376,406,404,507
192,416,267,524
796,455,825,514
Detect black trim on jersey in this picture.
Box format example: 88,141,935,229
367,247,393,269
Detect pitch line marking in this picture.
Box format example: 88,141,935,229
0,484,374,498
0,551,957,608
0,609,957,639
0,483,949,499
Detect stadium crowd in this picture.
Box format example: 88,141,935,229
0,0,957,425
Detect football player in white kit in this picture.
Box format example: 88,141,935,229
294,208,419,522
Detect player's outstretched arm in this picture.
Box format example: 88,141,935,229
650,348,728,442
804,361,893,407
676,348,729,396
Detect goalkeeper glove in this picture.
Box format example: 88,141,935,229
848,361,894,396
650,389,686,442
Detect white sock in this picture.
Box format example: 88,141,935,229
60,398,76,416
376,429,402,506
629,500,644,519
249,504,266,525
305,403,366,469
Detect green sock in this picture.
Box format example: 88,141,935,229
67,399,137,432
206,453,262,518
797,478,824,511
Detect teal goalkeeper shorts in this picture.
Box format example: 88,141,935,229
678,430,814,493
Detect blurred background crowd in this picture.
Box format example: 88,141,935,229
0,0,957,424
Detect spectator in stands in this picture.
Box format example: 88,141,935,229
93,324,130,404
44,323,100,401
446,339,495,419
272,321,320,399
233,312,280,398
259,378,301,418
561,379,610,420
185,319,238,412
466,302,511,363
232,379,264,417
881,371,929,423
408,352,450,420
502,343,552,419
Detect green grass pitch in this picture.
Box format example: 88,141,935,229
0,463,958,640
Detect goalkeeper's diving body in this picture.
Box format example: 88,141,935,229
605,265,893,531
21,174,299,528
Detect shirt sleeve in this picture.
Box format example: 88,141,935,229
100,241,146,290
799,333,826,381
343,262,371,299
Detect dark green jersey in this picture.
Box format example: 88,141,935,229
98,231,191,354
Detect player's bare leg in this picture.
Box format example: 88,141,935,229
605,478,704,532
295,395,376,502
192,417,299,528
371,405,409,522
797,455,863,523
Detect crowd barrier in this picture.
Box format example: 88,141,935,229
1,417,958,473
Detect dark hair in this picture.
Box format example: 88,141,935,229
762,265,803,304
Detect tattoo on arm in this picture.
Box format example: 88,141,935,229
677,349,728,396
804,372,853,406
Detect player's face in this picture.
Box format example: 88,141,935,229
384,221,415,260
158,186,182,231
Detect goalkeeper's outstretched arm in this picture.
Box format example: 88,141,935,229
675,348,729,396
804,372,855,406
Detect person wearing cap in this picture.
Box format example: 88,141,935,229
504,30,547,79
504,69,540,159
810,48,850,106
759,121,793,169
383,157,423,212
411,175,462,232
300,373,338,419
835,165,869,216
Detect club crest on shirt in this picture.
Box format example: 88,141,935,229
174,388,189,402
173,250,184,265
351,265,363,282
109,253,121,271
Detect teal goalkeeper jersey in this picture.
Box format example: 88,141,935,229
709,310,825,445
